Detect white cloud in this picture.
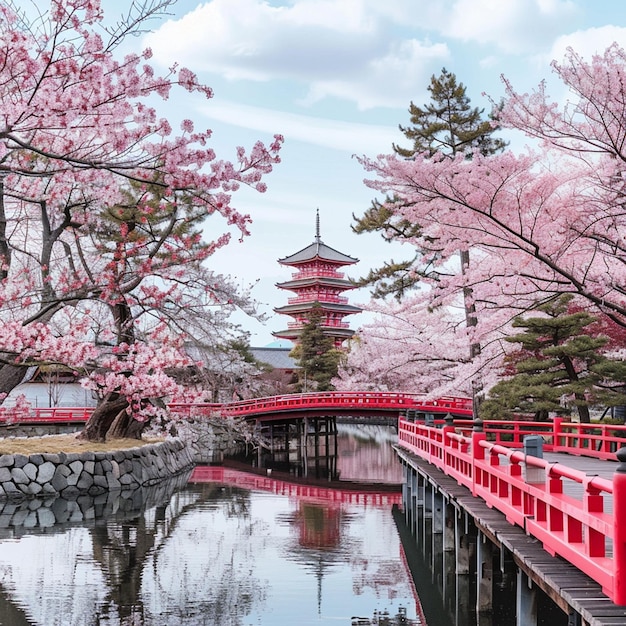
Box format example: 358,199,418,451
444,0,579,54
548,25,626,65
196,100,402,153
143,0,450,109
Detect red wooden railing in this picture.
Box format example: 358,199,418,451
169,392,474,419
397,418,626,605
0,392,473,424
0,406,93,424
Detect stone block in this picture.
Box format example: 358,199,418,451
106,474,121,491
42,453,62,464
23,482,43,496
0,455,13,468
23,463,37,481
37,461,56,485
93,475,108,489
1,482,19,496
51,468,69,492
12,454,28,468
10,467,29,485
69,460,83,475
77,472,93,490
61,486,80,499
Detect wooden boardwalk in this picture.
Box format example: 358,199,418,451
396,447,626,626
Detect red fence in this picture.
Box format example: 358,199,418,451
170,391,474,419
397,418,626,605
0,406,93,424
0,392,473,424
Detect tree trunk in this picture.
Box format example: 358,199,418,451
0,363,28,396
107,409,145,440
577,403,591,424
77,393,135,442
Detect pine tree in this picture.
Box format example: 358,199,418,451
352,68,505,300
290,306,341,392
479,296,621,423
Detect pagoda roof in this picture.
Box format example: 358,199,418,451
276,276,355,290
278,240,358,266
278,210,358,267
272,327,356,340
274,302,362,315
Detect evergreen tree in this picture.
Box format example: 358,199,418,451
352,68,506,300
290,305,342,392
479,296,625,423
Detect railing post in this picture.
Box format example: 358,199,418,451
442,413,455,472
471,419,486,496
614,447,626,605
553,417,564,452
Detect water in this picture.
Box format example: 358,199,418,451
0,424,433,625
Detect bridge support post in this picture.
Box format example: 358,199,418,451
431,490,445,591
516,570,537,626
614,447,626,605
453,512,474,626
444,501,455,553
456,510,471,574
476,531,493,616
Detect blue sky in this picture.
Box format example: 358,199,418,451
104,0,626,346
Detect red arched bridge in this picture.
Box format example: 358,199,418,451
0,391,474,424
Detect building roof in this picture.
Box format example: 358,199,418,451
276,276,355,290
277,211,358,267
250,346,297,370
274,302,363,315
272,327,356,340
278,240,358,266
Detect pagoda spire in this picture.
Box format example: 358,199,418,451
315,208,321,243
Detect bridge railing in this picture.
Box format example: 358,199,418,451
0,406,93,424
425,416,626,461
0,392,474,425
398,418,626,605
171,392,474,418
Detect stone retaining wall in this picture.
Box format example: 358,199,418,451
0,438,195,500
0,468,193,536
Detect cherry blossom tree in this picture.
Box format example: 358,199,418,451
0,0,282,440
341,44,626,401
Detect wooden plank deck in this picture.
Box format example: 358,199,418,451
396,447,626,626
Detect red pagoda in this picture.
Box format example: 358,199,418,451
273,211,362,348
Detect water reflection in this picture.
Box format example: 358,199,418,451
0,462,421,625
243,421,404,485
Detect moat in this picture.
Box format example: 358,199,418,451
0,424,452,626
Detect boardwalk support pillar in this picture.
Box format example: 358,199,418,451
516,570,537,626
476,530,493,615
613,447,626,605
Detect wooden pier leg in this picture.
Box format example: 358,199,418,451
415,472,424,542
444,502,455,552
456,510,471,575
516,570,537,626
476,531,493,616
432,490,445,590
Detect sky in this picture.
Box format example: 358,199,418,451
103,0,626,346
